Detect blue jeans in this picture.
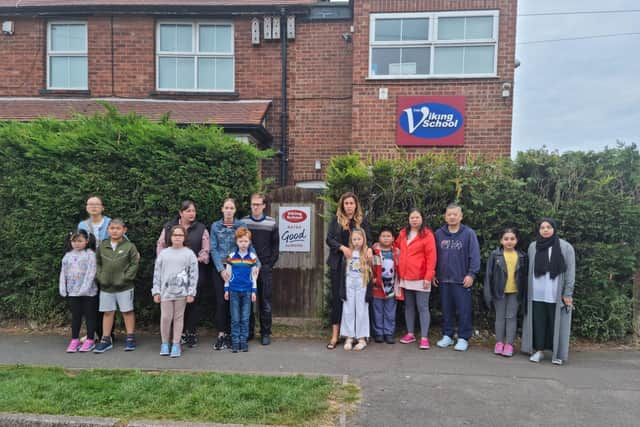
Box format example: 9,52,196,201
230,291,252,345
372,297,396,337
440,282,472,340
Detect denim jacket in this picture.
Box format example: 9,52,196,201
210,219,261,273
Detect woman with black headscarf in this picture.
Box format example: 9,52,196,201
521,218,576,365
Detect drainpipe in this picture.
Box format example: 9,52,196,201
279,8,288,186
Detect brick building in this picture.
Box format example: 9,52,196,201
0,0,517,187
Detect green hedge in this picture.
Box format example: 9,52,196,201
325,145,640,341
0,107,270,325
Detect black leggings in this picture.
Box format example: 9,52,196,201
330,268,343,325
213,269,230,335
532,301,556,351
183,264,213,334
69,296,98,340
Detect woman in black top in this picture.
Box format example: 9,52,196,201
325,192,372,349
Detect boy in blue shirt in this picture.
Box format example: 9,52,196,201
434,204,480,352
224,228,259,353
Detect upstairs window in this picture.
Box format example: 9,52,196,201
369,11,499,79
47,22,88,90
157,22,234,92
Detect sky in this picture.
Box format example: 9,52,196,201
512,0,640,155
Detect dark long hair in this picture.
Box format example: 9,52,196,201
404,208,429,237
65,229,96,253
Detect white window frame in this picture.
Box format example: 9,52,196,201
369,10,499,79
156,20,235,92
47,20,88,90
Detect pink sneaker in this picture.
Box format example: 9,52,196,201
79,339,95,352
494,342,504,355
419,338,430,349
66,339,81,353
399,333,416,344
501,343,514,357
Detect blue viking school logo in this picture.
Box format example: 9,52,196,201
399,102,464,139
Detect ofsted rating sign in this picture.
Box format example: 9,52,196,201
279,206,311,252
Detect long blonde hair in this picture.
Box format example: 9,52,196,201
349,228,370,285
336,192,364,231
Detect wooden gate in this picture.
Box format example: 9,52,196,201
268,186,326,319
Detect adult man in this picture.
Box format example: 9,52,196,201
242,193,279,345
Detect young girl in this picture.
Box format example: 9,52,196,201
152,225,198,358
396,209,437,350
59,230,98,353
483,228,527,357
339,228,373,351
521,219,576,365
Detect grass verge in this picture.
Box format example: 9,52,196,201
0,365,360,426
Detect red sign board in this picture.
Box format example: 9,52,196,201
396,96,466,146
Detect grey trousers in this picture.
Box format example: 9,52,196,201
494,293,519,344
404,290,430,337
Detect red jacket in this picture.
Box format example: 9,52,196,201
395,227,437,282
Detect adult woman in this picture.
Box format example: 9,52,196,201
325,192,372,349
156,200,211,348
210,198,248,350
77,195,112,340
396,208,437,350
521,218,576,365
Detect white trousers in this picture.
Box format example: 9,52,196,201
340,277,370,339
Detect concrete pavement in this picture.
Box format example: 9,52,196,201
1,334,639,426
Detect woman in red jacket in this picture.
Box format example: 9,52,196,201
396,208,437,350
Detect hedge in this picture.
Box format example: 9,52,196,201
0,107,270,325
324,145,640,341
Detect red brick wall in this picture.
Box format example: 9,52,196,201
351,0,516,161
0,17,46,96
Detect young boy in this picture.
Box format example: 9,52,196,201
93,218,140,353
371,227,400,344
434,204,480,352
224,228,259,353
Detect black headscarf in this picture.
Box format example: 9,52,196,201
534,218,566,279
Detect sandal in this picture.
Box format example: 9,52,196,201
326,339,338,350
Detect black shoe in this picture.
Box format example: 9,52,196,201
260,335,271,346
374,335,384,343
180,333,188,345
231,343,239,353
241,342,249,352
384,335,396,344
213,335,227,351
187,333,198,348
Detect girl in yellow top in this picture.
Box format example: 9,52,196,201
483,228,528,357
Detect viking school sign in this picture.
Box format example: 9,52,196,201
396,96,466,146
279,206,311,252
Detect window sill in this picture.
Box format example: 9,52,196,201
366,75,498,81
149,91,239,99
39,89,91,96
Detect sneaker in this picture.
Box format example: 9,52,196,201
260,335,271,346
384,335,395,344
66,339,81,353
124,336,136,351
170,343,181,358
180,333,188,345
79,339,95,352
353,340,367,351
241,342,249,352
419,338,430,350
344,338,353,351
224,335,232,348
213,335,227,351
454,338,469,351
187,333,198,348
529,351,544,363
494,342,504,355
502,343,514,357
551,358,564,365
93,338,113,353
374,335,384,343
160,343,170,356
399,333,416,344
436,335,454,348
